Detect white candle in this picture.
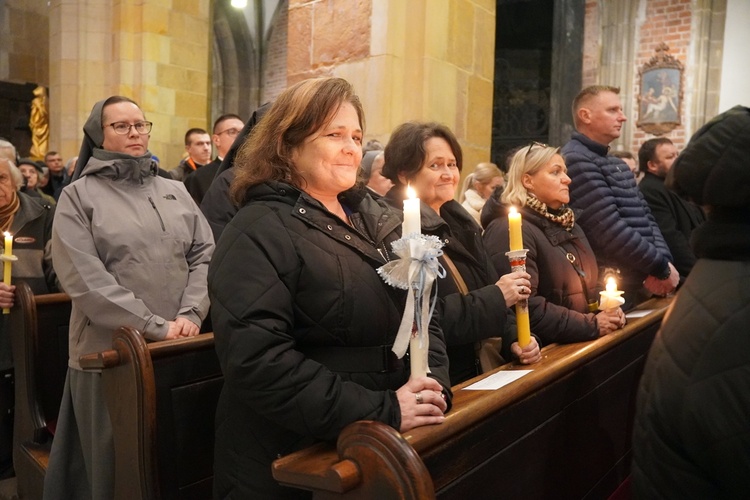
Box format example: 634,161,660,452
402,185,421,236
599,277,624,311
3,232,12,314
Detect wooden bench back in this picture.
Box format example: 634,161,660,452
9,281,71,499
272,298,672,499
80,327,222,500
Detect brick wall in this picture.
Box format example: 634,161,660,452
262,0,288,103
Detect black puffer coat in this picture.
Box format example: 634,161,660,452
562,133,672,289
633,105,750,499
384,189,512,385
483,202,601,345
209,182,451,498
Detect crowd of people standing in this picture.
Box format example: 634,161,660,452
0,77,743,498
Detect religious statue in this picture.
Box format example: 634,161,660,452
29,86,49,161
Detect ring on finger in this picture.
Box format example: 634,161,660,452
415,392,423,404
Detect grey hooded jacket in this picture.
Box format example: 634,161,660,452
52,154,214,370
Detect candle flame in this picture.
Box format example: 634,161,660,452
406,185,417,199
509,206,518,215
3,232,9,238
605,276,617,293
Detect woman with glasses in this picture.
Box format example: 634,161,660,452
482,143,625,347
382,122,541,386
44,96,214,499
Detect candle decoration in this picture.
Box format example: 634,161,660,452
599,276,625,311
1,232,18,314
377,186,444,379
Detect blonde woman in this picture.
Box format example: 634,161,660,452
483,143,625,346
458,162,504,224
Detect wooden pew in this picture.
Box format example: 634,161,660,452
8,281,71,500
79,327,222,500
272,298,672,499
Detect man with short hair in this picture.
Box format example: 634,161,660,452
171,128,212,181
42,150,65,200
638,138,705,278
561,85,678,305
0,139,16,164
184,115,243,204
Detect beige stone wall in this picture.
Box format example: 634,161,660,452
288,0,496,188
47,0,211,168
0,0,49,85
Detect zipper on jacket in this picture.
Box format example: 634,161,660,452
148,196,166,232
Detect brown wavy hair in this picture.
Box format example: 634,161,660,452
230,77,365,206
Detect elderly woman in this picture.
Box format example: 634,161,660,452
0,157,56,477
382,122,540,386
209,78,450,498
44,96,214,499
458,161,504,224
483,143,625,345
17,158,56,206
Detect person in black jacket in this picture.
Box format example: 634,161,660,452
483,143,625,346
381,122,540,385
208,78,451,499
632,105,750,499
637,137,705,279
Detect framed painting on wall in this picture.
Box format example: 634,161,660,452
637,43,684,136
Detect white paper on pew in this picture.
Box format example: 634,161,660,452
463,370,532,390
625,309,654,319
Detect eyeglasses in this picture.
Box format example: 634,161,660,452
215,128,241,137
106,121,153,135
524,141,550,159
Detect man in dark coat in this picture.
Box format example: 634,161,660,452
638,137,705,279
184,114,244,205
632,105,750,498
561,85,678,305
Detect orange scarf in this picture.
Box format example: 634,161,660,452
0,189,20,233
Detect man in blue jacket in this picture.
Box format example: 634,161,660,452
561,86,678,305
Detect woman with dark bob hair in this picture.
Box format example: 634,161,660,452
382,122,541,385
209,78,451,498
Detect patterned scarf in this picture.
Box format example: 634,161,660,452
0,189,20,233
524,192,575,231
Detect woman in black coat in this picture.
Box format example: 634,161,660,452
483,143,625,345
382,122,540,385
208,78,451,499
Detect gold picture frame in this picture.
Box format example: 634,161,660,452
637,43,684,136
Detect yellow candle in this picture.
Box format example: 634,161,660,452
3,232,12,314
508,206,523,251
403,185,421,236
515,302,531,348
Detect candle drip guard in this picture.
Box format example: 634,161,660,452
377,234,445,373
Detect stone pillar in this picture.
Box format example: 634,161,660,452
48,0,211,169
287,0,496,173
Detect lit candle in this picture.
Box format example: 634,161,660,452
402,185,421,236
3,232,12,314
508,206,523,251
599,277,624,311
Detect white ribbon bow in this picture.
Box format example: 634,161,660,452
377,234,445,359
